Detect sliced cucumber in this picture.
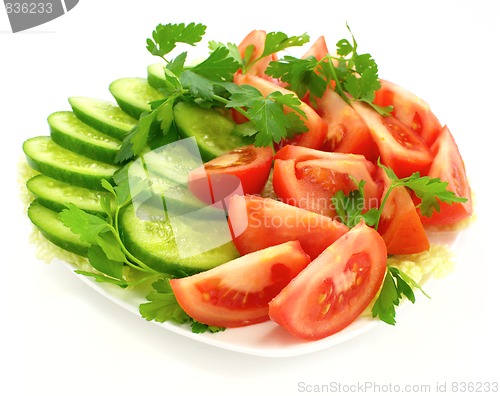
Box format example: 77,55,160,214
68,96,136,140
147,63,167,89
119,203,239,276
173,102,251,161
109,77,165,119
23,136,120,191
28,199,89,256
48,111,121,164
27,174,115,215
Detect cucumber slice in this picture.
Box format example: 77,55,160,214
147,63,167,89
119,204,239,276
28,199,90,256
48,111,121,164
27,174,115,215
69,97,136,140
23,136,120,191
109,77,165,119
173,102,251,161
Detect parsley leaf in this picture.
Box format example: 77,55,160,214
139,278,190,324
261,32,310,58
146,22,206,59
266,24,392,116
190,46,240,82
371,266,430,325
226,84,307,146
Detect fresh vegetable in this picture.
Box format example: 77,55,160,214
419,126,473,226
23,136,119,191
188,145,273,201
48,111,122,165
21,21,473,341
268,223,387,340
228,194,348,259
170,241,311,327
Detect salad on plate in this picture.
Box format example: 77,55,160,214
20,22,473,348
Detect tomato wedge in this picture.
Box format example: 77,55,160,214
301,35,329,60
188,145,273,203
378,184,430,255
317,89,379,161
374,79,443,147
234,73,327,149
170,241,311,328
237,30,277,81
268,223,387,340
352,102,433,178
273,146,381,218
419,126,473,226
228,194,348,259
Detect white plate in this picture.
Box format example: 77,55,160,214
62,229,462,357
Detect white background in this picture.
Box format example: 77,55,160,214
1,0,499,395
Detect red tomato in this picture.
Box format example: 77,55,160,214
301,35,329,60
170,241,311,328
268,222,387,340
419,126,473,226
273,146,382,218
188,145,273,203
374,79,443,147
317,89,379,161
352,102,433,178
237,30,277,81
228,194,348,259
378,178,430,255
234,73,327,149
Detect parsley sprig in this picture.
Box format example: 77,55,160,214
59,174,223,333
116,23,311,162
332,161,467,325
266,24,392,115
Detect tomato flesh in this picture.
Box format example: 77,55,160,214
419,126,473,226
170,241,311,328
352,102,433,178
317,89,379,161
228,194,348,259
273,146,382,218
188,145,273,203
268,223,387,340
374,79,443,147
237,30,278,81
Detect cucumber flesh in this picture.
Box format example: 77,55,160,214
173,102,252,161
109,77,165,119
27,174,115,215
48,111,121,165
119,204,239,276
23,136,120,191
69,96,136,140
147,63,167,89
28,199,90,256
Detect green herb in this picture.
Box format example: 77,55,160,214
372,266,430,325
372,161,468,230
116,23,311,161
59,176,219,333
266,24,392,115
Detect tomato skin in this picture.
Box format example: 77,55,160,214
301,35,329,60
234,73,327,149
317,89,379,162
273,146,382,218
237,30,277,81
170,241,311,328
374,80,443,147
352,102,433,178
228,194,348,259
419,126,473,226
188,145,273,203
268,223,387,340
